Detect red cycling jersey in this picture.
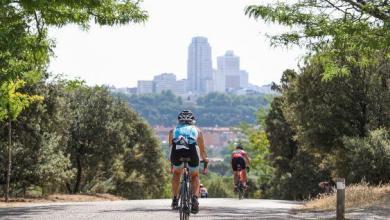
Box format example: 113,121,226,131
232,149,247,159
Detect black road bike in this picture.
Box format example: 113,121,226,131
178,158,207,220
236,164,246,200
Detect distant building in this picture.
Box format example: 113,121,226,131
137,80,154,94
187,36,213,95
127,87,137,94
218,51,240,89
154,73,176,93
239,70,249,89
217,50,240,74
212,69,225,92
174,79,188,95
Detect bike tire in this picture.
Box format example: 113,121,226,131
238,183,244,200
179,180,190,220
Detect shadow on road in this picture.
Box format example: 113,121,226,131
0,205,67,219
197,207,301,220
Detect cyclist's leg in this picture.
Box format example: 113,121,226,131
188,144,200,198
188,144,200,213
239,158,247,187
172,166,183,197
171,145,184,199
232,158,239,186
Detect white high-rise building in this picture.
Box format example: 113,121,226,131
217,50,249,90
213,69,225,92
217,50,239,74
154,73,176,93
187,36,213,94
137,80,154,94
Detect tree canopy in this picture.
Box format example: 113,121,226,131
246,0,389,79
117,91,272,127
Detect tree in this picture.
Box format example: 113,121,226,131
0,81,43,201
1,0,148,201
246,0,389,79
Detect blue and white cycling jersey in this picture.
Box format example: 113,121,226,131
173,123,198,146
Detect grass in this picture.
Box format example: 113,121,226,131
303,183,390,211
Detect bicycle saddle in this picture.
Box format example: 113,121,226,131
179,157,191,162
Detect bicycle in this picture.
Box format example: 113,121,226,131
178,158,207,220
236,164,246,200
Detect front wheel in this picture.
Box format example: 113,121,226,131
179,182,190,220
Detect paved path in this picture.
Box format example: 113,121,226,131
0,199,302,220
1,199,388,219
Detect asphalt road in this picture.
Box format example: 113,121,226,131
0,198,303,220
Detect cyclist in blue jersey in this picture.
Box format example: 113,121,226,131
168,110,208,214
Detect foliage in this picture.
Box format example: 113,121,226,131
121,91,272,127
201,173,234,198
0,80,43,120
246,0,390,79
0,81,167,199
261,53,388,199
0,0,149,200
338,129,390,184
265,149,332,200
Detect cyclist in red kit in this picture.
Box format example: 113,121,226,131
231,143,251,191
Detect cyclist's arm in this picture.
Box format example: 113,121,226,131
243,152,251,166
168,129,173,161
196,129,208,161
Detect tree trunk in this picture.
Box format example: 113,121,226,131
5,118,12,202
73,155,82,193
66,182,72,194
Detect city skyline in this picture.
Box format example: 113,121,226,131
134,36,260,96
48,0,304,88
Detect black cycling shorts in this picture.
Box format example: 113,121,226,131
232,157,246,171
170,143,200,170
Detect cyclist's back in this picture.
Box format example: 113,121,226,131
231,143,250,190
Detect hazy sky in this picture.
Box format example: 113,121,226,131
48,0,304,88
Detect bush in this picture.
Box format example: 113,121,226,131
338,129,390,184
201,174,234,198
265,149,332,200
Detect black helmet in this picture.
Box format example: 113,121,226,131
235,143,243,150
178,110,195,124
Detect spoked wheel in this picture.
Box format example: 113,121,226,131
179,183,190,220
238,182,245,200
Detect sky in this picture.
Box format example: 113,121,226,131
48,0,304,88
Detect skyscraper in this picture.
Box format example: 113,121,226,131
187,36,213,94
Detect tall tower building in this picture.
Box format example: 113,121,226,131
187,36,213,94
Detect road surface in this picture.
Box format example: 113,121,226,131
0,198,302,220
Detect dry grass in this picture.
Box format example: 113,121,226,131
0,193,125,208
303,183,390,211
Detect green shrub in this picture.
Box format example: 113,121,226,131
339,129,390,184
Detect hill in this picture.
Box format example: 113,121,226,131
115,91,273,127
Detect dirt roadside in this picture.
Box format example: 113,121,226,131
0,194,124,208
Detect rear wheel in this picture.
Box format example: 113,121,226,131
238,182,244,200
